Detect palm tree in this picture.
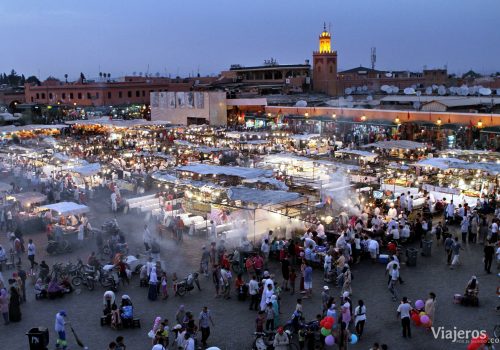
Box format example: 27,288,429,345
99,72,103,80
64,74,68,83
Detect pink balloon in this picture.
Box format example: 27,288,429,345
415,300,424,309
325,335,335,346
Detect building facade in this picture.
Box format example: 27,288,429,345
24,77,198,107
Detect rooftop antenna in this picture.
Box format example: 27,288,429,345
370,47,376,70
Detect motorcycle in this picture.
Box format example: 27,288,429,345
46,240,72,255
71,260,96,291
175,272,201,296
97,264,120,292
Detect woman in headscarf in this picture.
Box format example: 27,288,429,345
0,288,9,324
47,277,64,299
342,266,352,296
8,285,21,322
103,290,116,324
120,295,133,328
34,278,47,299
175,305,185,325
260,282,274,311
465,276,479,297
271,295,279,327
148,316,162,339
148,266,158,301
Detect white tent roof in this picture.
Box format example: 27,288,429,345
412,157,467,170
65,163,101,176
178,164,272,179
362,140,427,151
227,187,300,206
39,201,89,215
335,149,378,159
12,192,47,206
242,177,289,191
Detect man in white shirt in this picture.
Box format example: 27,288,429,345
399,193,407,212
407,196,414,213
446,200,455,221
261,240,270,269
248,275,260,311
388,264,399,300
397,297,413,338
27,239,37,269
368,239,379,262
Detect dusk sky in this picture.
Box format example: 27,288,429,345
1,0,499,80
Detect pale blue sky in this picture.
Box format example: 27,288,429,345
0,0,498,80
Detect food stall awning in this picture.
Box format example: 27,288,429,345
0,182,12,192
362,140,427,151
448,162,500,175
177,164,273,179
38,202,90,215
335,149,379,160
151,172,178,183
66,163,101,176
411,157,467,170
289,134,320,141
242,177,289,191
12,192,47,206
227,187,301,206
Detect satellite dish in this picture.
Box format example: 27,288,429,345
432,84,438,91
404,87,416,95
459,86,469,96
425,87,433,95
366,95,373,101
479,88,492,96
392,86,400,94
345,88,353,95
356,86,363,93
385,72,393,78
411,84,417,90
437,86,446,96
347,95,354,102
362,85,368,92
416,91,422,97
295,100,307,107
449,87,457,94
380,84,390,92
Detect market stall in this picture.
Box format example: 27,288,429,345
9,192,47,232
37,202,90,238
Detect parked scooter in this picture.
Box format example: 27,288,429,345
175,272,201,296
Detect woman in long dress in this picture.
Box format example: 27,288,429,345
424,292,437,323
148,267,158,301
8,286,21,322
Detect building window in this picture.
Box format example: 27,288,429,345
119,91,123,98
87,93,91,99
108,92,111,98
36,93,39,99
96,92,99,99
31,97,34,102
142,90,145,97
49,93,53,99
78,93,82,99
136,90,140,97
62,93,66,99
70,93,74,99
128,91,132,98
41,93,45,99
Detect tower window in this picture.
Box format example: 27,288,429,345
318,66,321,73
330,66,333,74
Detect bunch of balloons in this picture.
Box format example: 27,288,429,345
411,299,432,328
320,316,335,346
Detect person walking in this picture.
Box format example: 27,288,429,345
0,288,9,324
248,275,260,311
460,216,469,244
444,235,454,265
450,237,462,269
354,299,366,340
265,302,275,331
388,264,399,301
397,297,412,338
55,310,68,350
27,239,37,269
198,306,215,347
484,242,495,274
303,263,313,298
